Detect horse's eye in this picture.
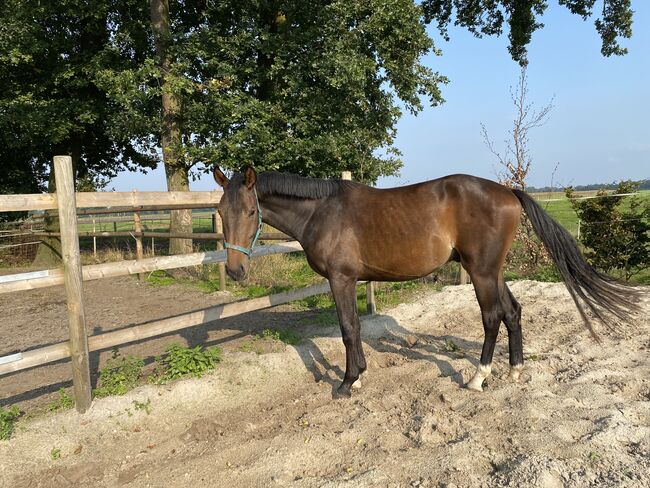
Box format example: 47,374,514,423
248,209,255,217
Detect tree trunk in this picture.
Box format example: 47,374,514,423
150,0,193,258
32,141,81,267
32,167,62,267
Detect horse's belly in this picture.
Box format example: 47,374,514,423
357,235,452,281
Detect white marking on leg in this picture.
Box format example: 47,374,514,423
467,363,491,392
352,377,362,389
508,364,524,382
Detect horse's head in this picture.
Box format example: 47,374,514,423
213,165,261,281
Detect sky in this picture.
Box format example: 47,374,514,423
111,3,650,192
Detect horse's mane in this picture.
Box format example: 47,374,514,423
255,171,358,200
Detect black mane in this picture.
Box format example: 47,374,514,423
254,171,358,200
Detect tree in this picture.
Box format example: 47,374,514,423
567,182,649,281
482,66,554,273
0,0,156,265
422,0,633,65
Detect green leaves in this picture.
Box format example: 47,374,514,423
423,1,633,65
153,344,223,383
567,182,649,281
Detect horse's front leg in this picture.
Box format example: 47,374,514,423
329,274,366,398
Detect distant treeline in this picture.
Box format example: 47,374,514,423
528,179,650,193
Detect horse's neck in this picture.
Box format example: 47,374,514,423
259,195,318,242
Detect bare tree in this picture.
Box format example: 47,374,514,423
482,66,554,272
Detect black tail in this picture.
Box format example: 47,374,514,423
512,189,641,339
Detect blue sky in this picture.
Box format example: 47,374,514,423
112,2,649,192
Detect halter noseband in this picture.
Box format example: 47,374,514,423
224,187,262,257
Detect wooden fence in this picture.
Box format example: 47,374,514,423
0,157,376,413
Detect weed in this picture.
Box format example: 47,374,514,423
132,399,151,415
0,406,20,440
444,339,459,352
50,447,61,460
259,328,301,345
47,388,74,412
239,341,263,354
153,344,222,383
93,348,144,398
588,451,602,463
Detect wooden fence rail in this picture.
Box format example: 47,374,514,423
0,158,376,413
0,190,222,213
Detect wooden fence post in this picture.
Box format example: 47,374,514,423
53,155,92,413
213,210,226,291
133,208,144,281
340,171,376,314
459,266,471,285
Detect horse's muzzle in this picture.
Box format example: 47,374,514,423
226,264,247,282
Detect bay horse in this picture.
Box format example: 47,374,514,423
213,166,639,397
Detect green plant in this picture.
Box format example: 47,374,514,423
50,447,61,460
444,339,458,352
567,182,649,281
93,348,144,398
530,264,562,282
47,388,74,412
132,398,151,415
154,344,222,383
0,405,20,440
259,328,301,345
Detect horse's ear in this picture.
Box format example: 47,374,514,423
213,166,229,189
243,166,257,190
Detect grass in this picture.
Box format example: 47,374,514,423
259,328,301,345
0,405,20,440
47,388,74,412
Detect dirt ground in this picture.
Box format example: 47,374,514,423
1,278,649,488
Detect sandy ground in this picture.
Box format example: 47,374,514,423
1,280,649,487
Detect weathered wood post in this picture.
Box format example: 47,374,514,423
133,208,144,281
213,210,226,291
341,171,376,314
92,217,97,259
459,266,471,285
53,155,92,413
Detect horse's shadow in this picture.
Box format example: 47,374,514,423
291,314,481,396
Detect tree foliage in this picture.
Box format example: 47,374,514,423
422,0,633,65
567,182,649,281
0,0,157,187
96,0,445,183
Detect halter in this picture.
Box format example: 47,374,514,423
224,187,262,257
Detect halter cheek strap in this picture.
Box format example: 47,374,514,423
224,188,262,257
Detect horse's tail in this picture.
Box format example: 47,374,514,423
512,188,641,339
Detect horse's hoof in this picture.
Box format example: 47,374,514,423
466,363,491,392
508,364,524,382
334,384,352,399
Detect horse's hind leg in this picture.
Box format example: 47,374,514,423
329,274,367,398
500,283,524,381
466,272,504,391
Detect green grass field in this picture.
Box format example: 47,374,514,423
532,189,650,236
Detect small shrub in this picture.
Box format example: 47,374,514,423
154,344,222,383
0,406,20,440
48,388,74,412
94,348,144,398
50,447,61,460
